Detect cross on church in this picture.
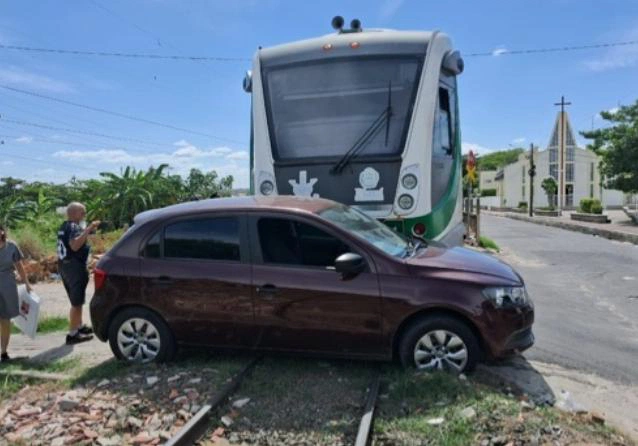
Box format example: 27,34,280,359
553,95,572,210
554,95,571,113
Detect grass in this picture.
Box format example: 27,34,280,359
374,369,633,446
479,235,500,252
11,316,68,335
0,374,39,401
0,357,80,374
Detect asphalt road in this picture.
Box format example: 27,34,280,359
482,214,638,385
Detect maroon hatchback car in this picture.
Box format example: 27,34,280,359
90,196,534,372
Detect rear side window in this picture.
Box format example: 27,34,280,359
164,217,240,261
144,231,161,258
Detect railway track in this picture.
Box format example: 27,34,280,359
165,356,262,446
164,358,383,446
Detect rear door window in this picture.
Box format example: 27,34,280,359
164,217,240,261
257,218,351,267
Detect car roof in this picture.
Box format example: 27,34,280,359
133,195,339,225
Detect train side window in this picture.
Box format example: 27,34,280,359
438,87,453,155
431,82,457,207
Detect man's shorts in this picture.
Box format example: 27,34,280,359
59,260,89,307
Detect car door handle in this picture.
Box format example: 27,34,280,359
257,284,278,297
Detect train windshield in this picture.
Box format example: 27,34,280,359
263,56,422,161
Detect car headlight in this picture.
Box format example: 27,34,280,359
259,180,274,196
483,286,530,308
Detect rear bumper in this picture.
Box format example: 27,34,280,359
89,292,110,342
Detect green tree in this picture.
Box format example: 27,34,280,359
181,169,234,200
0,196,33,228
541,177,558,209
581,101,638,193
477,148,524,171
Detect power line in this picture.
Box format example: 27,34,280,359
0,43,249,62
88,0,164,47
465,40,638,57
0,117,178,149
3,39,638,61
0,84,247,145
0,132,132,150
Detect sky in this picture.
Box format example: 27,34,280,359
1,0,638,188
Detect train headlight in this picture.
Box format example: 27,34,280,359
398,194,414,210
260,180,274,196
401,174,418,190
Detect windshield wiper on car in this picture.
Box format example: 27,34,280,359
331,81,393,175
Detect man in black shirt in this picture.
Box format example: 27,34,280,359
57,202,100,345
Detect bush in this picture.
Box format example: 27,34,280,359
579,198,594,213
580,198,603,214
518,201,528,208
12,229,48,260
480,189,497,197
91,229,126,255
590,200,603,214
479,236,500,252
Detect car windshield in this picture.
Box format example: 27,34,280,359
319,204,410,257
263,56,422,160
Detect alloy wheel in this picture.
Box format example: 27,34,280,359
413,329,468,372
117,317,161,363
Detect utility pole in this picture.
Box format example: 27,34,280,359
554,96,571,210
528,143,536,217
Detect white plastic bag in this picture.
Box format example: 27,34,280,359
12,285,41,339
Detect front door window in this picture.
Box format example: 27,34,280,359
252,215,381,355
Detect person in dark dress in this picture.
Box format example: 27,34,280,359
57,202,100,345
0,225,33,362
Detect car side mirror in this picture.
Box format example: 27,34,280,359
334,252,365,279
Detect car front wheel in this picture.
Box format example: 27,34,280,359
398,315,480,373
108,307,176,363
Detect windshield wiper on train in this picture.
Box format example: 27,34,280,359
330,81,393,175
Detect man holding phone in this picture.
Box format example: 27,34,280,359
57,202,100,345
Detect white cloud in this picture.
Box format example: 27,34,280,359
492,47,508,56
15,136,33,144
212,147,232,155
585,27,638,71
52,140,250,187
512,137,526,144
379,0,405,20
606,106,620,114
1,160,14,166
225,151,249,160
0,66,74,93
462,142,495,156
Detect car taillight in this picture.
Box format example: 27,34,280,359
94,268,107,291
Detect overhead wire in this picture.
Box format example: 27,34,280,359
2,39,638,61
0,43,249,62
0,84,247,145
465,40,638,57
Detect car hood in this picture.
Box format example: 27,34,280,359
405,245,522,285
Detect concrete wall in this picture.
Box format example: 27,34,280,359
496,148,625,209
479,170,497,191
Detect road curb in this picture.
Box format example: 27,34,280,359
498,213,638,245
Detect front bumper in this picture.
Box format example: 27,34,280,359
480,303,535,358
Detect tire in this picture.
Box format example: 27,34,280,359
108,307,176,363
398,315,481,373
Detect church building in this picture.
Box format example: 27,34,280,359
487,110,627,209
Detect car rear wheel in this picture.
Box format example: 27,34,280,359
398,315,480,373
108,307,176,363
